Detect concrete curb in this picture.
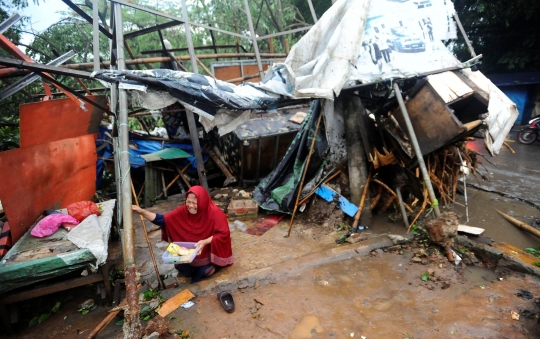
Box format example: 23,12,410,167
455,235,540,278
184,234,413,297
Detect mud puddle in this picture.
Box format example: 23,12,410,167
166,250,540,339
464,265,500,284
366,187,540,250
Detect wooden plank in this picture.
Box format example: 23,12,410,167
157,289,195,317
0,135,96,244
457,224,485,235
2,274,104,304
427,71,473,104
315,184,358,218
20,96,106,147
392,84,464,156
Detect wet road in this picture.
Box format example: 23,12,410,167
469,130,540,209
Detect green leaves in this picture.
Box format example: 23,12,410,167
421,272,430,282
27,301,61,327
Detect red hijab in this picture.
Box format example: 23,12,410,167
163,186,233,267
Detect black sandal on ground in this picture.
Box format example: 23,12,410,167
217,291,235,313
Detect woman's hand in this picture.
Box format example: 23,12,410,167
195,236,213,255
131,205,156,222
132,205,143,214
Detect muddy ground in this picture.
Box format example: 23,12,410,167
3,132,540,339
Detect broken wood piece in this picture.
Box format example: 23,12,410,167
407,188,428,233
298,169,342,206
155,173,182,200
370,185,383,210
87,299,127,339
289,112,307,124
503,141,516,154
352,169,372,228
372,179,413,213
315,184,358,218
369,147,396,169
457,224,485,235
157,289,195,317
207,148,237,186
496,209,540,239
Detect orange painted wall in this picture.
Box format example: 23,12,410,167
0,135,97,244
20,96,106,147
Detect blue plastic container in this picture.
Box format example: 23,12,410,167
162,242,199,264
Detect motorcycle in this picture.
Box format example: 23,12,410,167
518,116,540,144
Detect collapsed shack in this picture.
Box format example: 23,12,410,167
0,0,523,337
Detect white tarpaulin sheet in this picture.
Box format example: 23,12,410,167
459,69,519,155
258,0,461,99
66,199,116,269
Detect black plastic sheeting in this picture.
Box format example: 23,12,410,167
252,100,328,214
93,69,281,117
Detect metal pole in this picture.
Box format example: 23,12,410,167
243,0,264,78
306,0,318,24
115,4,141,335
92,0,100,71
115,3,135,266
180,0,209,191
395,187,409,228
453,13,476,58
393,83,441,217
181,0,198,74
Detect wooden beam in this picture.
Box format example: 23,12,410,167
124,20,182,40
3,274,104,304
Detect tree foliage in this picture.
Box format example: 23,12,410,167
454,0,540,74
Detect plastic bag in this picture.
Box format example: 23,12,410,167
31,214,80,238
67,201,102,222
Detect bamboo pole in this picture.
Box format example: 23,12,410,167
62,53,287,70
286,111,323,237
372,179,414,213
130,180,165,290
352,169,372,229
195,57,217,80
298,169,342,206
407,188,428,233
496,209,540,239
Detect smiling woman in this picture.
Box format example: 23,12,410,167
132,185,234,283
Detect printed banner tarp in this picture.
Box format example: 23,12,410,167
258,0,460,99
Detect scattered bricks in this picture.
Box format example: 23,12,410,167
163,277,178,289
429,255,440,264
427,284,435,290
421,258,428,265
442,282,451,289
427,268,434,274
347,232,368,244
411,257,422,263
387,245,401,252
214,194,223,200
254,280,260,289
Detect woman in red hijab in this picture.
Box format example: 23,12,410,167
132,185,233,283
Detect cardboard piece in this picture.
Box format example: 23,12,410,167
228,199,259,220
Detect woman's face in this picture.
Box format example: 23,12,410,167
186,193,198,214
